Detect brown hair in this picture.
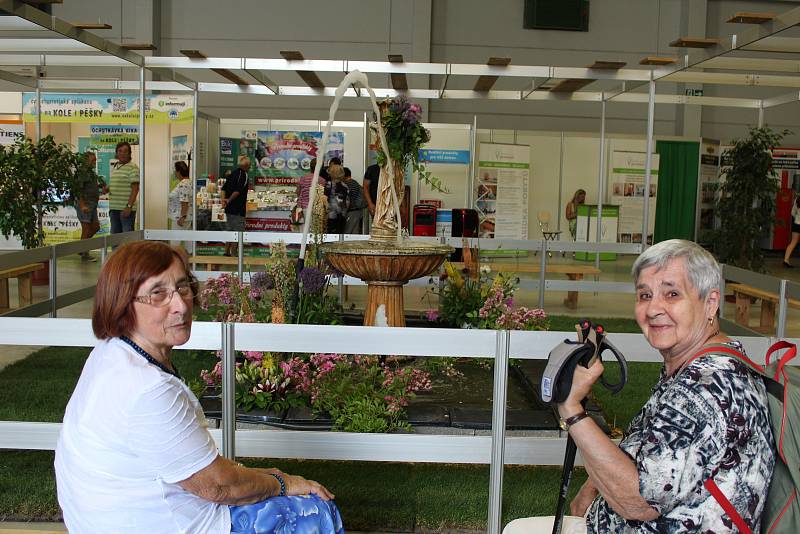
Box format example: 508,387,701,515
115,141,132,155
92,241,197,339
174,160,190,179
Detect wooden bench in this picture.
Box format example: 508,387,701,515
728,283,800,333
0,263,44,311
189,255,287,271
452,261,602,309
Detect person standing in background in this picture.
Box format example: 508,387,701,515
325,164,347,234
73,151,105,261
221,156,250,257
783,195,800,267
108,141,139,234
342,167,366,234
168,161,192,250
362,163,380,219
565,189,586,240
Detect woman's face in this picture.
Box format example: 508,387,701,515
577,192,586,203
634,258,718,360
129,258,193,357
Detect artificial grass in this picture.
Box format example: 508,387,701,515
0,451,587,529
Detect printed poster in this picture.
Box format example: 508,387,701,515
477,143,530,239
0,119,24,145
42,200,110,246
219,137,256,178
22,93,193,124
251,130,344,186
608,151,660,244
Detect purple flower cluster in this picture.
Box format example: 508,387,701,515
387,97,424,126
299,267,327,294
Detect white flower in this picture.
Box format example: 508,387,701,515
480,264,491,275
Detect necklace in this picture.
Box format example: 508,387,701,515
120,336,183,381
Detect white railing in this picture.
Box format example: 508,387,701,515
0,317,778,534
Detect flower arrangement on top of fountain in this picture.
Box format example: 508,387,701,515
373,97,447,193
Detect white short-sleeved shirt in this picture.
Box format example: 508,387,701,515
55,338,229,534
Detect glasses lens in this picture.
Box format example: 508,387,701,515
148,288,170,306
176,284,193,298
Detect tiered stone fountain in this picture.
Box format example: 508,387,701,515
315,78,452,327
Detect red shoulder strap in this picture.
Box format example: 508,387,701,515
704,479,754,534
687,344,766,374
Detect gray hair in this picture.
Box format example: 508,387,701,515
631,239,721,299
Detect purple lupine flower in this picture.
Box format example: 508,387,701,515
299,267,326,294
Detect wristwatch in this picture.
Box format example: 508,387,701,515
558,411,589,431
125,203,132,208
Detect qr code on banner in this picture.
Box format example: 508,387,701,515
111,98,127,112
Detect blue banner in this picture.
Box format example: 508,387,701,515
418,149,470,164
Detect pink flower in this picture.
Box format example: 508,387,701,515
425,309,440,322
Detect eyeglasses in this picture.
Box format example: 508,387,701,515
134,282,194,307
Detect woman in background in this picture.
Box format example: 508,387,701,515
565,189,586,241
783,194,800,267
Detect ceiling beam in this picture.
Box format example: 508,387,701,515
280,50,324,88
72,23,112,30
181,49,249,86
726,12,777,24
473,57,510,92
388,54,408,91
0,0,144,66
550,60,626,93
669,37,720,48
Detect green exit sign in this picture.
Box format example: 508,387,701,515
685,88,704,97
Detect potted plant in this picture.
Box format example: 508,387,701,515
713,126,790,271
0,135,81,250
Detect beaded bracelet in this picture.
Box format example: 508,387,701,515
269,472,286,497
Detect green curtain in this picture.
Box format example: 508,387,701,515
654,140,700,243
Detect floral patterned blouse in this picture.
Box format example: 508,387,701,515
586,342,775,533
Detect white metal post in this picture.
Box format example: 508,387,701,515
758,105,765,128
139,66,146,230
35,78,41,142
49,246,56,318
595,98,607,270
641,80,656,248
363,111,370,234
777,279,788,339
557,132,565,232
488,330,511,534
221,322,236,459
469,115,477,209
191,89,199,256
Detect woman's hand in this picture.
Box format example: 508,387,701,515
570,479,599,517
558,359,604,418
283,474,335,501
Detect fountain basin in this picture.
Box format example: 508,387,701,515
321,239,453,327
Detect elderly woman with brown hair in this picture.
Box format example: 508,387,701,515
505,239,774,533
55,241,343,534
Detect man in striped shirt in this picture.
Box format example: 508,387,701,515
108,141,140,234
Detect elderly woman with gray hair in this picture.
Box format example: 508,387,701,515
505,239,774,533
